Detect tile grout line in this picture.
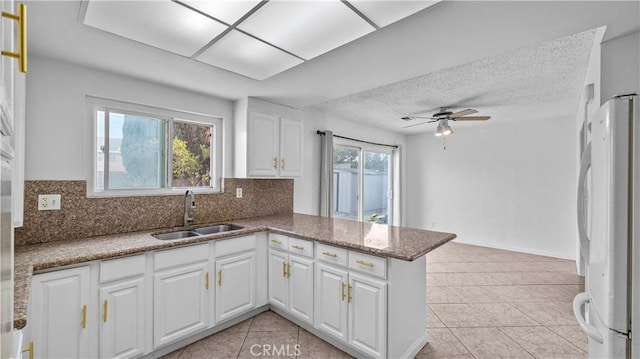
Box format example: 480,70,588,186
494,326,538,359
235,318,253,359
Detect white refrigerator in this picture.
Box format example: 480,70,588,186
574,95,639,358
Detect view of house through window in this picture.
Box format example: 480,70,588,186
333,144,393,224
172,121,212,188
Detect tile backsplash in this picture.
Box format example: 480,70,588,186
15,178,293,245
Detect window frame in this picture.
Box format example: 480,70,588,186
86,96,223,197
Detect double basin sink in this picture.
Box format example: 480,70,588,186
153,224,244,240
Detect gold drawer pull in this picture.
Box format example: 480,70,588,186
271,239,281,245
292,245,304,250
103,300,108,323
1,3,27,73
205,272,210,290
286,262,291,278
282,262,287,277
81,304,87,328
273,157,278,169
322,252,337,258
281,158,285,170
22,341,33,359
356,259,374,267
341,282,346,301
348,283,352,303
218,269,222,286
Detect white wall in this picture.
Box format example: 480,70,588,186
294,107,407,221
25,56,234,180
405,116,578,259
600,31,640,104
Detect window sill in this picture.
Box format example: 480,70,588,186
86,188,222,198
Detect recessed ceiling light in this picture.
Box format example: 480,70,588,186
348,1,441,27
181,0,262,25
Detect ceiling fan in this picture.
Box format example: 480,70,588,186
401,108,491,136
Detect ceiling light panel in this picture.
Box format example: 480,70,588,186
196,30,304,80
348,1,441,27
238,0,375,60
84,1,227,57
181,0,262,25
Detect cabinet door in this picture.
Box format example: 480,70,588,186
215,251,256,323
315,263,348,343
99,277,145,359
28,266,91,359
279,117,303,177
247,111,279,177
348,273,387,359
268,249,288,310
288,254,313,324
153,262,209,349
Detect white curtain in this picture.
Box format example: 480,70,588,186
319,130,333,217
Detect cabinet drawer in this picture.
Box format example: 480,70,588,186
154,243,209,271
348,251,387,279
269,233,289,250
316,243,348,267
288,237,313,258
100,254,146,283
215,235,256,258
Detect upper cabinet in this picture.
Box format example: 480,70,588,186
234,98,303,178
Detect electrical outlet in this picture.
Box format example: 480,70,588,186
236,188,243,199
38,194,61,211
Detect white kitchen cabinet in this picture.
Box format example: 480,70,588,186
234,97,303,178
27,266,91,359
99,277,145,359
153,261,210,349
314,261,387,358
268,249,288,309
268,248,314,325
215,251,256,323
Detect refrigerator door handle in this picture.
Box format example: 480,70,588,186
573,292,604,344
577,142,591,260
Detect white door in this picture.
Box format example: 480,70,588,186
348,272,387,359
247,111,279,177
28,266,91,359
153,262,209,349
215,251,256,323
315,263,348,343
268,249,288,310
288,255,314,324
279,117,303,177
99,277,145,359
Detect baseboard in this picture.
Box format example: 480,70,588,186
399,332,428,359
452,239,576,260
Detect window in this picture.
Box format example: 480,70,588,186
88,97,222,196
333,142,394,224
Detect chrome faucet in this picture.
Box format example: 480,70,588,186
183,190,196,227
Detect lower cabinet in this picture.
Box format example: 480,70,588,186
99,277,145,359
215,251,256,323
315,263,387,359
268,247,314,325
27,266,91,359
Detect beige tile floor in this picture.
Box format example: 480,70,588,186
163,242,587,359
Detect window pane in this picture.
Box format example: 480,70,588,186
108,112,165,189
96,110,105,191
172,121,212,188
333,146,359,221
363,151,391,224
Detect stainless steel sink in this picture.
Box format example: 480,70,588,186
153,230,201,240
193,224,244,235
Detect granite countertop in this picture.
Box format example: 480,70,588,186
14,213,456,329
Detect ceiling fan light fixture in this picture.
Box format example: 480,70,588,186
434,121,444,137
442,120,453,136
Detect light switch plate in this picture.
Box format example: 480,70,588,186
38,194,61,210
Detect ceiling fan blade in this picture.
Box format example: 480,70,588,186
402,116,436,120
403,121,435,129
452,116,491,121
450,109,478,118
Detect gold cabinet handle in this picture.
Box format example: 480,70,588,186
322,252,337,258
286,262,291,278
1,3,27,73
356,259,374,267
271,239,281,245
282,262,287,277
281,158,285,170
81,304,87,329
205,272,209,290
218,269,222,286
292,245,304,250
347,284,352,303
103,300,108,323
273,157,278,169
22,341,33,359
341,282,346,301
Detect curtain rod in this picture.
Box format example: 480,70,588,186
316,130,399,149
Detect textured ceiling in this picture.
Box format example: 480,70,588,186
313,29,598,134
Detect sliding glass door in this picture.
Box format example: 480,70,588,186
333,144,393,224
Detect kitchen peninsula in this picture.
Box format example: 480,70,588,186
14,213,455,359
